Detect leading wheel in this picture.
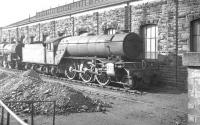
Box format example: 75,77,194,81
95,72,110,86
79,62,93,83
65,63,77,80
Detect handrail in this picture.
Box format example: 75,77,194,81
0,100,29,125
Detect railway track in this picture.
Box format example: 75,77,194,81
0,67,188,115
0,67,143,99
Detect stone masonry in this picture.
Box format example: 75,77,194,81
1,0,199,55
1,0,200,88
183,53,200,125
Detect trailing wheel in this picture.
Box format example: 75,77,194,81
95,72,110,86
79,62,93,83
64,63,77,80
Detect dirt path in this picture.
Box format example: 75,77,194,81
0,69,187,125
30,86,187,125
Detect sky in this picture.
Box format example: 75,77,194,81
0,0,155,27
0,0,79,27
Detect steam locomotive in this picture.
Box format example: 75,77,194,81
0,32,157,89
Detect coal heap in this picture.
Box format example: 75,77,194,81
0,70,110,115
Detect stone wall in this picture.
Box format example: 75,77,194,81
10,29,17,42
1,6,126,42
159,65,187,90
55,17,73,36
1,0,199,55
98,7,125,34
0,28,2,42
29,25,35,42
183,53,200,125
131,0,191,55
1,29,9,42
74,13,97,35
1,0,200,87
187,68,200,125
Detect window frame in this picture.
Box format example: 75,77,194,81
191,19,200,52
141,24,158,60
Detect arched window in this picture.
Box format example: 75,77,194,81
191,19,200,52
142,24,158,59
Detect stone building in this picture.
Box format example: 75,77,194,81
0,0,198,89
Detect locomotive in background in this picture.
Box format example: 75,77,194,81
0,32,158,89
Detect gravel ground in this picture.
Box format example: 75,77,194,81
30,87,187,125
0,70,187,125
0,70,110,115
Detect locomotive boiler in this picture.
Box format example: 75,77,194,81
59,33,142,59
0,32,155,89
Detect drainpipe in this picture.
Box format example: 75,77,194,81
175,0,179,86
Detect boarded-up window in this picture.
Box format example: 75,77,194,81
142,25,158,59
191,20,200,52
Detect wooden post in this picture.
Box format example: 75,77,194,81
6,112,10,125
1,107,4,125
31,102,34,125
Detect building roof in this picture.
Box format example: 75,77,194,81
5,0,135,28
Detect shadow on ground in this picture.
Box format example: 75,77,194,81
139,83,187,95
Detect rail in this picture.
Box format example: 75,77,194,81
0,100,28,125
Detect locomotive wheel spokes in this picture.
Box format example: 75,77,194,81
31,65,36,70
65,64,77,80
80,63,93,83
40,65,48,74
24,63,31,70
15,61,19,69
44,66,49,74
39,65,44,73
95,72,110,86
8,62,12,69
51,67,57,76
